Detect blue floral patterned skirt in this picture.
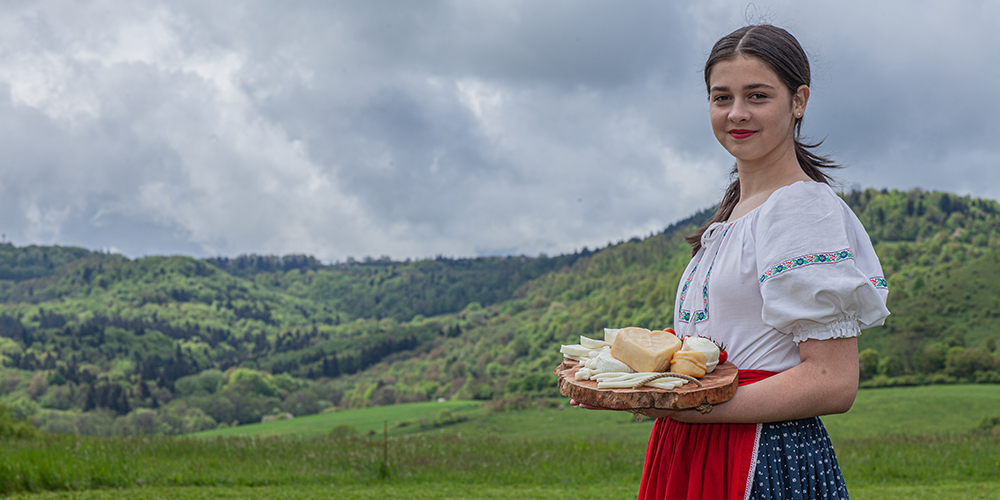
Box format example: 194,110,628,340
748,417,849,499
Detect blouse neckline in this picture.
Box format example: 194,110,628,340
724,180,816,225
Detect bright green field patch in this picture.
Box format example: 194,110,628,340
191,400,485,439
417,403,654,443
822,384,1000,440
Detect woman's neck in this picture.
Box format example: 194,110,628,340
727,145,812,222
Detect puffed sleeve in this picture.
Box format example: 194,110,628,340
754,182,890,343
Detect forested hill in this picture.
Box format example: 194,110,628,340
2,188,1000,436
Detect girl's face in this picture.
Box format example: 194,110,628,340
708,55,807,166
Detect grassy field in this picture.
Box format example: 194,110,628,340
3,385,1000,499
4,482,1000,500
188,383,1000,444
191,400,489,439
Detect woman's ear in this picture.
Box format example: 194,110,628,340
793,85,810,118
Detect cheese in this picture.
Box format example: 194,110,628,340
610,327,682,373
670,350,707,378
681,336,720,373
594,349,634,374
604,328,621,345
580,336,611,349
593,372,685,390
560,344,591,358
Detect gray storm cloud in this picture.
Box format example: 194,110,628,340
0,0,996,260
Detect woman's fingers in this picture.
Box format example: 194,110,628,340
570,399,611,410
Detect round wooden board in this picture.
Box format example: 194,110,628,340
555,359,739,410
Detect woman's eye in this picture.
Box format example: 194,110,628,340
749,93,768,100
712,95,730,103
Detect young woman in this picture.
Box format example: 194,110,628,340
574,25,890,499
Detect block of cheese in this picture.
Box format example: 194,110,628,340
610,327,682,373
681,336,720,373
670,350,708,378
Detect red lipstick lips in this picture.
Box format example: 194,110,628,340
729,129,756,139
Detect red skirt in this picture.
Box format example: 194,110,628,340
636,370,776,500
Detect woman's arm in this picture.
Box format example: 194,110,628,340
637,336,859,423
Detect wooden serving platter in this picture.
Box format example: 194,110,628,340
555,359,739,411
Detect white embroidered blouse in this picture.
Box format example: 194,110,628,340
673,181,890,373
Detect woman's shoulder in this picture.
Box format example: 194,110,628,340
768,180,840,207
755,181,850,223
749,180,863,249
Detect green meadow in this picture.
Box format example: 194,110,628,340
3,385,1000,499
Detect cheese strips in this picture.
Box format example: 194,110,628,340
610,327,682,373
670,350,707,378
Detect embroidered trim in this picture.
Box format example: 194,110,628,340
678,225,730,324
870,276,888,289
758,248,853,284
744,423,762,500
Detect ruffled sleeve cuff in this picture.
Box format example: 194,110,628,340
790,315,862,344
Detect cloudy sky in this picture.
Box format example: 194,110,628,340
0,1,996,262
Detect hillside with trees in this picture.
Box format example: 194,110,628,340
1,188,999,435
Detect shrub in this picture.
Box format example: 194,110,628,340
913,343,948,374
858,349,879,380
925,372,959,385
488,396,532,413
371,386,397,406
225,368,280,398
154,404,217,435
878,355,905,377
39,384,75,410
432,408,467,427
975,415,1000,434
281,390,331,417
222,392,280,425
0,402,38,439
185,395,238,424
329,424,359,439
974,370,1000,384
73,410,116,435
5,397,39,421
175,375,206,397
945,347,997,379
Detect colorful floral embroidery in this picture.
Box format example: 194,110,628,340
678,225,730,324
758,249,854,284
870,276,888,289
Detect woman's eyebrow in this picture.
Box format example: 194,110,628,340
710,83,777,93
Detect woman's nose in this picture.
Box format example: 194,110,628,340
729,99,750,122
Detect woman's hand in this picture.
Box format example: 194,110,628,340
569,399,613,410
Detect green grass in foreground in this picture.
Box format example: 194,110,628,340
3,482,1000,500
4,385,1000,498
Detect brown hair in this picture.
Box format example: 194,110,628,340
686,25,839,254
